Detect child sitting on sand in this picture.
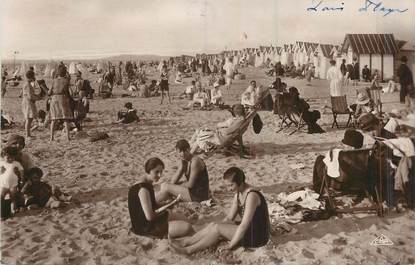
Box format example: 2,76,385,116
21,167,71,209
117,102,139,124
0,146,24,219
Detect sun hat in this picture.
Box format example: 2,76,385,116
342,129,364,149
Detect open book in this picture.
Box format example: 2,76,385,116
155,194,181,213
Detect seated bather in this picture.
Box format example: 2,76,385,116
189,104,247,153
169,167,270,254
155,140,209,203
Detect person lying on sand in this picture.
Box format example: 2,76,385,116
128,157,195,238
156,140,209,203
169,167,270,254
189,104,246,153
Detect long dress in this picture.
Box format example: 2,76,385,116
49,77,73,120
21,81,38,120
326,66,344,96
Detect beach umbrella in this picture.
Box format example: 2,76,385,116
68,62,77,75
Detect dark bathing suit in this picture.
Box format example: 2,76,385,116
160,72,169,91
184,158,209,202
128,182,168,238
237,190,270,248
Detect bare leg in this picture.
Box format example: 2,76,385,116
50,120,55,141
160,91,164,104
25,118,33,138
170,223,238,254
63,121,70,141
168,220,195,238
167,91,171,103
156,183,192,203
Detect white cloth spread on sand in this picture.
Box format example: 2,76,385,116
268,189,325,224
277,189,323,210
383,138,415,157
323,149,342,178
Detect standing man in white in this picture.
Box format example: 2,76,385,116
326,60,344,97
222,57,235,91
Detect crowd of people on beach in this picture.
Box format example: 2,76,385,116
1,51,415,256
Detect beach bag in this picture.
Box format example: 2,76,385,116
252,113,263,134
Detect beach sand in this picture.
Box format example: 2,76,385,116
1,67,414,265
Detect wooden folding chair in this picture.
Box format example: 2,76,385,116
330,96,353,129
367,87,382,115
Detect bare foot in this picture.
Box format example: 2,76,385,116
169,238,189,255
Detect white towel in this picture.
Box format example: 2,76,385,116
323,149,342,178
383,138,415,157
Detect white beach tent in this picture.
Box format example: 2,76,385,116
18,62,28,76
96,62,104,73
76,63,85,74
44,63,52,77
68,62,77,75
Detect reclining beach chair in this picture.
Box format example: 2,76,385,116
217,109,258,157
274,93,306,134
362,87,382,115
330,95,353,129
313,148,384,216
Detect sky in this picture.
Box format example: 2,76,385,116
1,0,414,60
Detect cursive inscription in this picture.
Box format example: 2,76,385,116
358,0,409,16
307,0,345,12
307,0,409,16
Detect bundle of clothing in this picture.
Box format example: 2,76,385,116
268,188,329,225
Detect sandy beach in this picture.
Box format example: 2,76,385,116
1,66,415,265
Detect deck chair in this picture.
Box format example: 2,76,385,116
274,93,306,134
202,109,258,158
367,87,382,115
330,96,353,129
314,148,383,216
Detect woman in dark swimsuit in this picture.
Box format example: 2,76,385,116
128,157,195,238
169,167,270,254
156,139,209,203
160,65,171,104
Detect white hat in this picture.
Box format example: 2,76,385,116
213,82,220,87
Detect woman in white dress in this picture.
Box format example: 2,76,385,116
326,60,344,97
